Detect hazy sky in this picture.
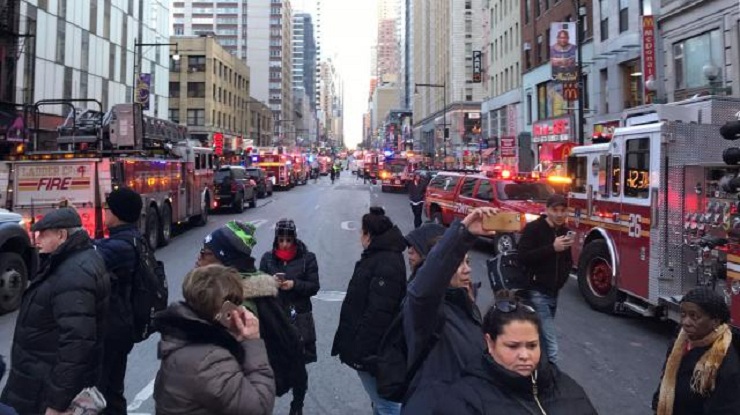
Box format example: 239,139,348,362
295,0,376,149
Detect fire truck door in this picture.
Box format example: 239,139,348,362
180,162,190,218
614,135,653,299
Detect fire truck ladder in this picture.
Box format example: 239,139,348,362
33,99,104,153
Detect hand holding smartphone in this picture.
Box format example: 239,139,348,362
274,272,286,282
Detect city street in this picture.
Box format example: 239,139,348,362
0,173,675,414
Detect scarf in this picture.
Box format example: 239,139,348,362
657,323,733,415
274,246,297,262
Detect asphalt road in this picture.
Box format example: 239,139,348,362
0,172,675,414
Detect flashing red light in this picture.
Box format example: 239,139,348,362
501,170,512,179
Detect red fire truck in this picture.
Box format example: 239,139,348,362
379,156,410,192
0,102,214,249
255,153,293,189
290,154,309,185
568,96,740,328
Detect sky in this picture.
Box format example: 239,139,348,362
295,0,376,149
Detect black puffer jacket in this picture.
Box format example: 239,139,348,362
402,221,484,413
260,239,320,362
518,215,573,296
429,354,597,415
332,226,407,372
93,223,140,343
1,231,110,414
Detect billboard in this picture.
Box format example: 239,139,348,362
550,22,577,82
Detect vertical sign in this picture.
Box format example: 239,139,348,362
213,133,224,156
473,51,482,83
135,73,151,110
550,22,578,82
642,16,656,104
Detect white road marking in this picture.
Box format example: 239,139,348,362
314,290,347,301
248,219,268,228
127,378,155,412
340,221,359,231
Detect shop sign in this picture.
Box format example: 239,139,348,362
500,136,516,157
532,117,572,143
593,120,620,141
642,16,656,103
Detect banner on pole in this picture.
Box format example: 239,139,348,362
135,73,151,110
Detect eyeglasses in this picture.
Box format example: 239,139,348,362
494,300,536,314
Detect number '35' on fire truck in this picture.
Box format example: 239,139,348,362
0,102,214,251
567,96,740,329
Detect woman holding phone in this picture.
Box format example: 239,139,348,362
153,264,276,415
260,218,320,415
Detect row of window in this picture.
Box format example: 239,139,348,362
569,137,650,199
169,108,247,132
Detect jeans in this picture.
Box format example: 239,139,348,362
410,203,424,228
529,290,559,364
357,371,401,415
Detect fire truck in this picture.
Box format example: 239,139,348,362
379,156,410,192
0,102,214,250
255,153,293,189
290,154,309,185
568,96,740,328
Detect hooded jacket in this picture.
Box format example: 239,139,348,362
401,220,485,413
332,225,407,372
517,215,573,296
259,239,320,363
1,230,110,414
428,354,597,415
153,302,275,415
405,224,446,281
239,270,307,397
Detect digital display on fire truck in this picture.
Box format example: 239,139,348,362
624,138,650,198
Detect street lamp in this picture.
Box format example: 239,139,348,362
415,81,447,164
703,63,728,95
132,39,179,104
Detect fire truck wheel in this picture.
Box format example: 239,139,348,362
233,193,245,213
146,207,160,249
578,240,618,312
494,233,516,254
0,252,27,314
159,204,172,247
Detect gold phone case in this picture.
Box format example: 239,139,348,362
482,212,525,232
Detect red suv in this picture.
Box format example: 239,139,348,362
424,172,555,253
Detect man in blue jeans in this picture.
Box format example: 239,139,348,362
517,194,573,364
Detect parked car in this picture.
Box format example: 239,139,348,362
213,166,257,213
246,167,274,198
424,171,554,253
0,208,37,314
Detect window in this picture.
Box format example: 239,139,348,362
428,174,462,191
537,82,547,119
674,30,723,90
187,109,205,126
622,60,644,108
460,178,477,197
568,156,588,193
169,109,180,123
624,138,650,198
169,82,180,98
619,0,629,33
171,58,181,72
187,82,205,98
476,180,493,201
526,93,533,125
524,0,530,23
611,156,622,196
56,18,66,64
600,0,608,41
188,56,206,72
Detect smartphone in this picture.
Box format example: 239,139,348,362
566,231,576,238
216,301,240,328
275,272,286,282
482,211,525,232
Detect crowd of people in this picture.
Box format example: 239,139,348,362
1,184,739,415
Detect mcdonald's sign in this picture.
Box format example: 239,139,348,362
563,82,579,101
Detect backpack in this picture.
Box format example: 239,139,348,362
375,313,445,402
486,250,529,294
124,236,168,343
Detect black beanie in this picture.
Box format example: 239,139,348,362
107,187,143,223
203,221,257,272
681,287,730,323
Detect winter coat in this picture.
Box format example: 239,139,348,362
651,333,740,415
428,354,597,415
402,220,485,413
332,225,407,373
1,230,110,414
259,239,320,363
517,215,573,297
153,302,275,415
240,270,307,397
408,177,429,204
93,223,140,343
0,356,15,415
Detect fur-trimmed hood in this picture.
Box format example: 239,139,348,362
240,270,280,299
154,302,245,364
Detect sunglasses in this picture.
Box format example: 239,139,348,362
494,300,536,314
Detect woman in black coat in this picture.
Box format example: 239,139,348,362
332,206,407,415
260,218,320,415
653,287,740,415
429,292,597,415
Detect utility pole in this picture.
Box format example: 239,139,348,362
575,1,586,145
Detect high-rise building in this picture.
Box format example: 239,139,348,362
292,13,317,111
376,0,399,83
14,0,171,118
399,0,413,109
171,1,248,59
318,59,342,147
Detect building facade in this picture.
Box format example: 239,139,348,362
292,13,317,111
412,0,485,165
14,0,171,118
249,97,273,148
377,0,399,82
318,59,342,147
169,35,250,155
171,1,248,59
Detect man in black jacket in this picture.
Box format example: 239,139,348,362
94,187,143,415
1,208,110,415
517,194,573,364
407,173,429,229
